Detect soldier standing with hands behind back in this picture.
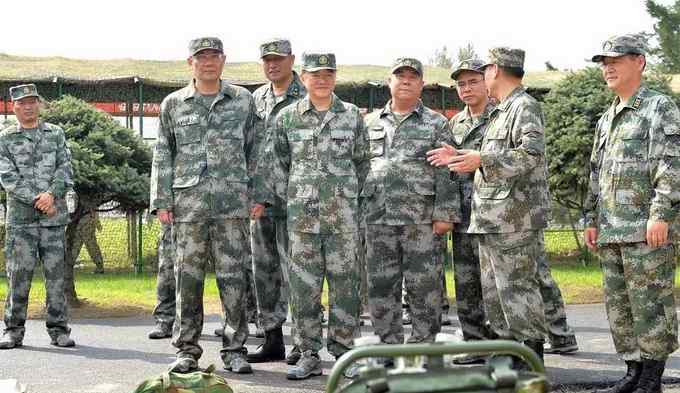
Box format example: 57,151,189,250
0,84,75,349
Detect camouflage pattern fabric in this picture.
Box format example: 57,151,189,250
4,226,70,340
467,87,550,234
256,94,370,234
599,242,678,360
152,222,175,328
71,211,104,270
250,216,289,331
448,104,491,340
482,47,525,69
537,232,575,341
367,224,444,344
585,87,680,243
361,100,458,343
259,38,292,58
150,81,257,360
0,122,73,227
0,121,73,341
172,220,251,360
250,72,305,332
469,87,551,342
586,86,680,360
255,94,368,357
478,230,548,341
591,33,647,63
288,230,360,357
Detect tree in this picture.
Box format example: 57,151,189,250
545,61,558,71
456,42,477,63
646,0,680,72
41,96,152,304
429,45,453,68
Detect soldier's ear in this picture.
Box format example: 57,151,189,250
187,57,194,67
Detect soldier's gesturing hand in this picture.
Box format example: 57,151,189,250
426,143,457,167
646,220,669,249
158,209,174,225
432,221,453,235
584,227,598,250
34,192,54,214
447,149,481,173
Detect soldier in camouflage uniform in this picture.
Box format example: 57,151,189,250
247,38,306,365
586,34,680,393
148,221,174,339
362,58,458,346
70,208,104,274
428,48,550,365
254,51,369,380
448,59,577,360
0,84,75,349
150,37,260,374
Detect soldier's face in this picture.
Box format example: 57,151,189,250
13,96,40,126
389,68,424,102
455,71,486,107
262,55,295,84
188,49,225,83
301,70,336,100
600,55,645,93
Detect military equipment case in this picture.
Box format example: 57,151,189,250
132,365,233,393
327,340,548,393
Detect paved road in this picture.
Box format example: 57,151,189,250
1,304,680,393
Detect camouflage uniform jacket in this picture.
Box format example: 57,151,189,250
467,87,551,234
0,122,73,227
448,102,494,233
150,80,256,222
252,72,306,217
361,100,460,226
259,94,370,234
585,86,680,244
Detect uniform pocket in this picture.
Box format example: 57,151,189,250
368,127,385,157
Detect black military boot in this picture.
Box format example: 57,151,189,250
595,361,643,393
246,326,285,363
513,339,544,371
630,359,665,393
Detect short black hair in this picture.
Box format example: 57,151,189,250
499,66,525,79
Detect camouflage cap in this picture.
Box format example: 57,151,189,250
9,84,40,101
260,38,292,58
390,57,423,76
451,58,485,80
481,47,525,70
302,51,336,72
188,37,224,57
591,34,647,63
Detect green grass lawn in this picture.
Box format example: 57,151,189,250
0,219,678,319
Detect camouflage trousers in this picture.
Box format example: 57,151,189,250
358,226,368,310
152,223,175,327
403,235,448,311
452,232,490,341
288,231,361,357
71,227,104,270
3,225,70,340
599,242,678,360
536,233,575,341
478,230,548,342
172,220,251,360
367,224,443,344
251,216,289,332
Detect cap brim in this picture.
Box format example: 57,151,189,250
12,93,40,102
303,66,336,72
450,67,483,80
391,65,422,76
191,47,223,56
590,51,628,63
261,51,290,59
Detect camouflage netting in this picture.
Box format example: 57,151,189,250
0,76,550,112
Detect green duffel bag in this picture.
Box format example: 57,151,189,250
133,365,233,393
